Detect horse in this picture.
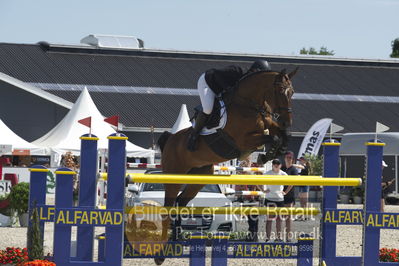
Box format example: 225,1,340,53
153,69,296,264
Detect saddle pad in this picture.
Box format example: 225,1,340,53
202,129,241,160
192,100,227,136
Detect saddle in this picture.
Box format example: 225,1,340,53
193,96,241,160
193,99,223,130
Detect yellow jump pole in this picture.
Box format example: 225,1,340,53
125,206,320,216
97,172,323,181
124,173,362,187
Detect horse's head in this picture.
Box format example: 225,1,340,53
268,68,297,129
233,67,297,129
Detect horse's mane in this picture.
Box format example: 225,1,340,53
220,70,277,114
231,70,278,97
238,70,276,84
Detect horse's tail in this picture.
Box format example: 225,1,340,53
157,131,172,152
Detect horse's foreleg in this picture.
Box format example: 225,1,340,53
257,117,288,164
164,184,183,207
175,184,205,207
257,138,283,164
265,117,290,154
264,117,280,136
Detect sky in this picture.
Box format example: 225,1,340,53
0,0,398,60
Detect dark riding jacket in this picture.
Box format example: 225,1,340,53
205,65,245,94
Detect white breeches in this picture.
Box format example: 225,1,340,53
197,73,215,115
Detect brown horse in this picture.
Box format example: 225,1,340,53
152,69,296,263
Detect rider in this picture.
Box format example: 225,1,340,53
187,60,272,151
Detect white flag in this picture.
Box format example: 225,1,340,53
374,121,390,142
376,122,389,133
330,123,344,134
329,123,344,139
297,118,332,158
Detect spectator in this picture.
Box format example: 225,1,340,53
381,160,395,212
281,151,298,241
246,163,264,242
235,158,261,242
235,157,251,202
264,159,287,242
61,152,80,203
296,156,310,220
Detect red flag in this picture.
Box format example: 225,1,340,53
78,117,92,128
104,115,119,128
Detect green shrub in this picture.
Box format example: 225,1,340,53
303,154,323,175
0,193,12,216
9,182,30,216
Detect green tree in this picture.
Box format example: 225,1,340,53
300,47,308,54
390,38,399,58
300,46,335,56
309,47,318,55
28,202,44,260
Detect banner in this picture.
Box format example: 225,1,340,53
297,118,332,158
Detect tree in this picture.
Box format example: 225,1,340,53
28,201,44,261
300,46,335,56
390,38,399,58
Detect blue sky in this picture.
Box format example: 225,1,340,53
1,0,398,59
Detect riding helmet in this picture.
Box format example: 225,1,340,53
250,60,271,71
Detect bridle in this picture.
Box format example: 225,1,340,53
272,74,293,119
231,93,292,125
227,71,293,121
232,95,277,119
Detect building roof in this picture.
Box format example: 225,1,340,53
1,42,399,133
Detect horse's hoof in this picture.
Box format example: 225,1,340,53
277,146,288,156
257,154,267,165
154,258,165,265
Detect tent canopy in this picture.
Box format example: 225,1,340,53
32,88,154,158
340,132,399,155
171,104,192,134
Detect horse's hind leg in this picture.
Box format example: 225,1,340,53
153,184,182,265
162,184,182,239
175,165,213,207
171,165,213,241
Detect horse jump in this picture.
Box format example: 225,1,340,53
27,134,394,266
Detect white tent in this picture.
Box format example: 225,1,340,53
0,119,48,155
32,88,154,160
171,104,192,134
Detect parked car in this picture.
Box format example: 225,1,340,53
126,170,237,233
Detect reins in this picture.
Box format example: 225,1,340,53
225,71,291,120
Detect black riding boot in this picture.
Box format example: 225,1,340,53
187,112,210,152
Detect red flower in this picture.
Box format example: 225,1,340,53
380,248,399,262
0,247,30,264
